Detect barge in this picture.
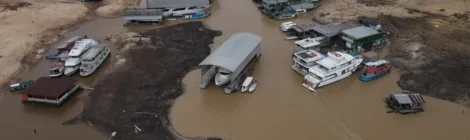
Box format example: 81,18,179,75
21,77,81,106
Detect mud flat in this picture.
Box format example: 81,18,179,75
381,15,470,106
69,22,222,140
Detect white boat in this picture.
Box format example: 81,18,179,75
64,39,99,76
292,50,325,76
79,44,111,76
241,77,254,93
248,81,258,93
280,21,296,32
302,51,363,92
214,67,231,86
49,61,65,77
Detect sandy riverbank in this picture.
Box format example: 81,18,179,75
0,0,142,99
0,0,88,88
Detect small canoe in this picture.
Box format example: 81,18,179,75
248,81,258,93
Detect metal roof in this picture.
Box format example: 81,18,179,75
342,26,380,40
312,21,361,37
23,77,76,97
199,32,262,72
146,0,209,8
391,93,425,105
124,8,163,16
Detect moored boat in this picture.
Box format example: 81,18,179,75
49,61,65,77
385,92,425,114
182,12,211,19
302,51,363,92
248,80,258,93
79,44,111,76
359,59,392,82
64,39,99,76
241,77,254,93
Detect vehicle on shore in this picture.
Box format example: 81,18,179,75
302,51,363,92
79,44,111,76
359,59,392,82
385,92,425,114
64,39,99,76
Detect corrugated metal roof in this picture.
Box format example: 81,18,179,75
392,93,425,105
146,0,209,8
124,8,163,16
312,21,361,37
199,32,262,72
22,77,76,97
341,26,380,40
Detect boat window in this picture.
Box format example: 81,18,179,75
220,72,230,75
173,8,185,11
188,7,197,10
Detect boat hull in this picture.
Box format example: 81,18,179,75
359,70,389,82
64,68,78,76
80,48,111,76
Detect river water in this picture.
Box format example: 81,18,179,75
1,0,470,140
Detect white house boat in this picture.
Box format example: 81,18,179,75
292,50,325,76
64,39,99,76
214,67,232,86
79,44,111,76
302,51,363,92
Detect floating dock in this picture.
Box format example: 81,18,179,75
21,77,81,106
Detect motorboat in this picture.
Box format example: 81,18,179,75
80,44,111,76
214,67,231,86
182,12,211,19
64,39,99,76
49,61,65,77
302,51,363,92
280,21,296,32
359,59,392,82
241,77,254,93
248,80,258,93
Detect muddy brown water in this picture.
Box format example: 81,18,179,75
1,0,470,140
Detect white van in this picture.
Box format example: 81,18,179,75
163,6,207,17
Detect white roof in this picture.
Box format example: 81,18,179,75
68,39,98,56
294,37,325,48
65,58,80,66
242,77,254,86
392,94,413,104
294,50,325,62
342,26,380,39
82,44,106,61
10,83,20,88
365,59,389,67
316,52,353,69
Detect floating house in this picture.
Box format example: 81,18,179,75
21,77,81,106
341,26,385,51
385,92,426,114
